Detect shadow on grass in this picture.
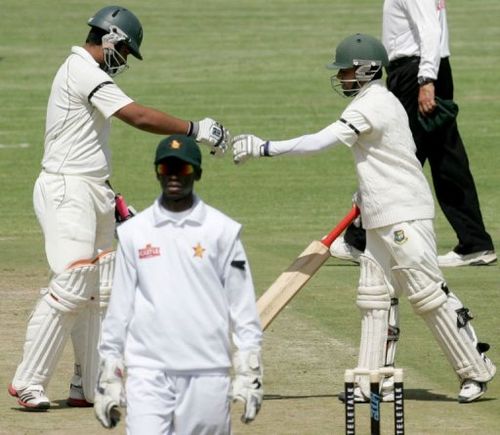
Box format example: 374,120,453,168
265,393,336,400
10,399,92,412
265,390,496,403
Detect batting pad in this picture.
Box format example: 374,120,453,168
393,266,495,382
356,256,392,396
71,250,116,403
13,263,98,389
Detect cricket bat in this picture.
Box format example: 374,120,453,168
257,205,360,330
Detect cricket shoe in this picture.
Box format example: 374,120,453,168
458,354,496,403
329,237,362,264
438,250,497,267
8,384,50,410
67,382,93,407
458,380,487,403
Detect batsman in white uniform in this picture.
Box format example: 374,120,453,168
9,5,230,410
94,135,263,434
232,34,495,403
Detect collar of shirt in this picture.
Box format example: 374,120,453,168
353,79,383,101
152,194,206,227
71,46,100,68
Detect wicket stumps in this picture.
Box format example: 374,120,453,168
344,368,404,435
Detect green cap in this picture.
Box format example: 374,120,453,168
154,135,202,167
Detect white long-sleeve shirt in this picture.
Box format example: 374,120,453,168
382,0,450,80
99,196,262,372
266,80,434,229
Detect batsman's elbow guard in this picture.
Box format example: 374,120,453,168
231,349,264,423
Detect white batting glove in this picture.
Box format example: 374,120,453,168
94,358,126,429
190,117,230,156
232,134,268,165
231,349,263,423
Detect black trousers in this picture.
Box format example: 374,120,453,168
345,57,493,254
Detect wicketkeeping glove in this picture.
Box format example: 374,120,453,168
94,358,126,429
232,134,268,165
231,349,263,424
189,117,230,156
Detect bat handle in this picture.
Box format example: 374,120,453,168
320,205,360,248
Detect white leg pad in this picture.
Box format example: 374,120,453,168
13,263,98,389
71,250,116,403
355,256,392,395
393,266,495,382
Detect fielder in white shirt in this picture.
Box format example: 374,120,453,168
9,5,230,410
232,34,495,403
94,135,263,434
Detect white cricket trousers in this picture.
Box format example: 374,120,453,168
33,171,115,273
365,219,442,291
126,368,232,435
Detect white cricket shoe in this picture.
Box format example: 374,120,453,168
8,384,50,410
329,237,362,264
438,250,497,267
458,380,487,403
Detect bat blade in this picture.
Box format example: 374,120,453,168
257,206,360,330
257,240,330,330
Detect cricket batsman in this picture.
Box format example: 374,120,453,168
9,5,230,409
232,33,495,403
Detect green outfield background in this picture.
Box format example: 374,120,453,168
1,0,499,433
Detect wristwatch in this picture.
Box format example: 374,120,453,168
418,76,434,86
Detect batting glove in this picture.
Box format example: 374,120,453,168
189,117,230,156
232,134,268,165
231,349,263,423
94,358,126,429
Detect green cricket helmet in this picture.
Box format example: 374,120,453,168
327,33,388,97
327,33,388,71
88,5,143,60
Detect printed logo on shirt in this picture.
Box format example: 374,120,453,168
193,242,205,258
393,230,408,245
139,244,161,259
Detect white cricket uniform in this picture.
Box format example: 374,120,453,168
382,0,450,79
99,196,262,434
12,46,134,398
266,80,434,229
266,80,440,284
35,46,133,272
265,80,495,386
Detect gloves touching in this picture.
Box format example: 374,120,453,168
190,118,231,156
232,134,268,164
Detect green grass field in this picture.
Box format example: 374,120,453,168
1,0,499,433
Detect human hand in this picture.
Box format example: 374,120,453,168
191,118,230,156
94,359,126,429
418,82,436,115
232,134,267,165
231,350,263,423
